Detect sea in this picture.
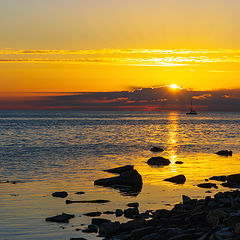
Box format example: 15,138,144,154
0,111,239,240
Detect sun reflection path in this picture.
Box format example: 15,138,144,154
167,112,180,173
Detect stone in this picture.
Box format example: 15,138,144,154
70,238,87,240
124,207,139,219
129,227,156,240
104,165,134,174
127,202,139,208
235,222,240,234
52,191,68,198
215,150,232,156
197,183,218,189
116,209,123,217
175,161,183,164
164,175,186,184
99,221,120,236
103,211,115,215
182,195,192,204
83,211,101,217
209,176,227,182
147,156,170,166
150,146,164,152
75,191,85,195
66,199,110,204
207,209,228,225
46,213,74,223
91,218,111,226
82,224,98,233
120,218,146,232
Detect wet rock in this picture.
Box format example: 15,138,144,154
215,150,232,156
52,191,68,198
129,226,156,240
116,209,123,217
235,222,240,234
75,191,85,195
120,218,146,232
104,165,134,174
66,199,110,204
46,213,74,223
147,156,170,166
150,146,164,152
168,233,198,240
207,209,228,225
127,202,139,208
175,161,183,164
182,195,192,205
164,175,186,184
83,211,101,217
91,218,111,226
103,211,115,215
99,221,120,236
209,175,227,182
197,183,218,189
82,224,98,233
124,207,139,219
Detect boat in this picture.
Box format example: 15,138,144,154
186,98,197,115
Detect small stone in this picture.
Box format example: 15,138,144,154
215,150,232,156
197,183,218,189
75,191,85,195
83,211,101,217
91,218,111,226
127,202,139,208
46,213,74,223
124,208,139,219
116,209,123,217
103,211,115,215
175,161,183,164
147,157,170,166
82,224,98,233
52,191,68,198
164,175,186,184
150,146,164,152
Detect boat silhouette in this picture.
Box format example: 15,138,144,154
186,98,197,115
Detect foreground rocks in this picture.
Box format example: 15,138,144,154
85,190,240,240
94,165,142,196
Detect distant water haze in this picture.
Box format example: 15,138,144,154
0,111,239,239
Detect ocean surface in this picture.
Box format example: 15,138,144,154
0,111,240,240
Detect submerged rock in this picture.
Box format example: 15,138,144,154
164,175,186,184
46,213,74,223
75,191,85,195
82,224,98,233
91,218,111,226
147,157,170,166
197,183,218,189
209,175,227,182
127,202,139,208
83,211,101,217
215,150,232,156
66,199,110,204
70,238,87,240
99,221,121,236
221,173,240,188
124,207,139,219
116,209,123,217
52,191,68,198
150,146,164,152
104,165,134,174
175,161,183,164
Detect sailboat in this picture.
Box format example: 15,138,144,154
186,98,197,115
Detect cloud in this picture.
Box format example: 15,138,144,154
1,87,240,111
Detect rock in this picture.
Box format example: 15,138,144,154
207,209,228,225
197,183,218,189
116,209,123,217
129,226,156,240
75,191,85,195
221,174,240,188
164,175,186,184
147,157,170,166
94,169,142,186
209,175,227,182
104,165,134,174
70,238,87,240
66,199,110,204
99,221,120,236
83,211,101,217
127,202,139,208
168,233,198,240
235,222,240,234
124,207,139,219
82,224,98,233
215,150,232,156
120,218,146,232
150,146,164,152
103,211,115,215
175,161,183,164
91,218,111,226
52,191,68,198
46,213,74,223
182,195,192,204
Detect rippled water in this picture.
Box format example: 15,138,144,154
0,111,239,239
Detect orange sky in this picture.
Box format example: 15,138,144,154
0,0,240,94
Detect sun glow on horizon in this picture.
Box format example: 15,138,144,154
169,84,181,89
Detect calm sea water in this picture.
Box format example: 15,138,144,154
0,111,240,240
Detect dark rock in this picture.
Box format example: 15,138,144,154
46,213,74,223
175,161,183,164
116,209,123,217
104,165,134,174
127,202,139,208
150,146,164,152
99,221,120,236
75,191,85,195
209,175,227,182
82,224,98,233
164,175,186,184
221,174,240,188
182,195,192,204
207,209,228,225
52,191,68,198
103,211,115,215
91,218,111,226
83,211,101,217
66,199,110,204
147,157,170,166
197,183,218,189
70,238,87,240
120,218,146,232
124,207,139,219
215,150,232,156
168,233,198,240
129,226,156,240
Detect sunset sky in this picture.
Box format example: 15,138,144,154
0,0,240,110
